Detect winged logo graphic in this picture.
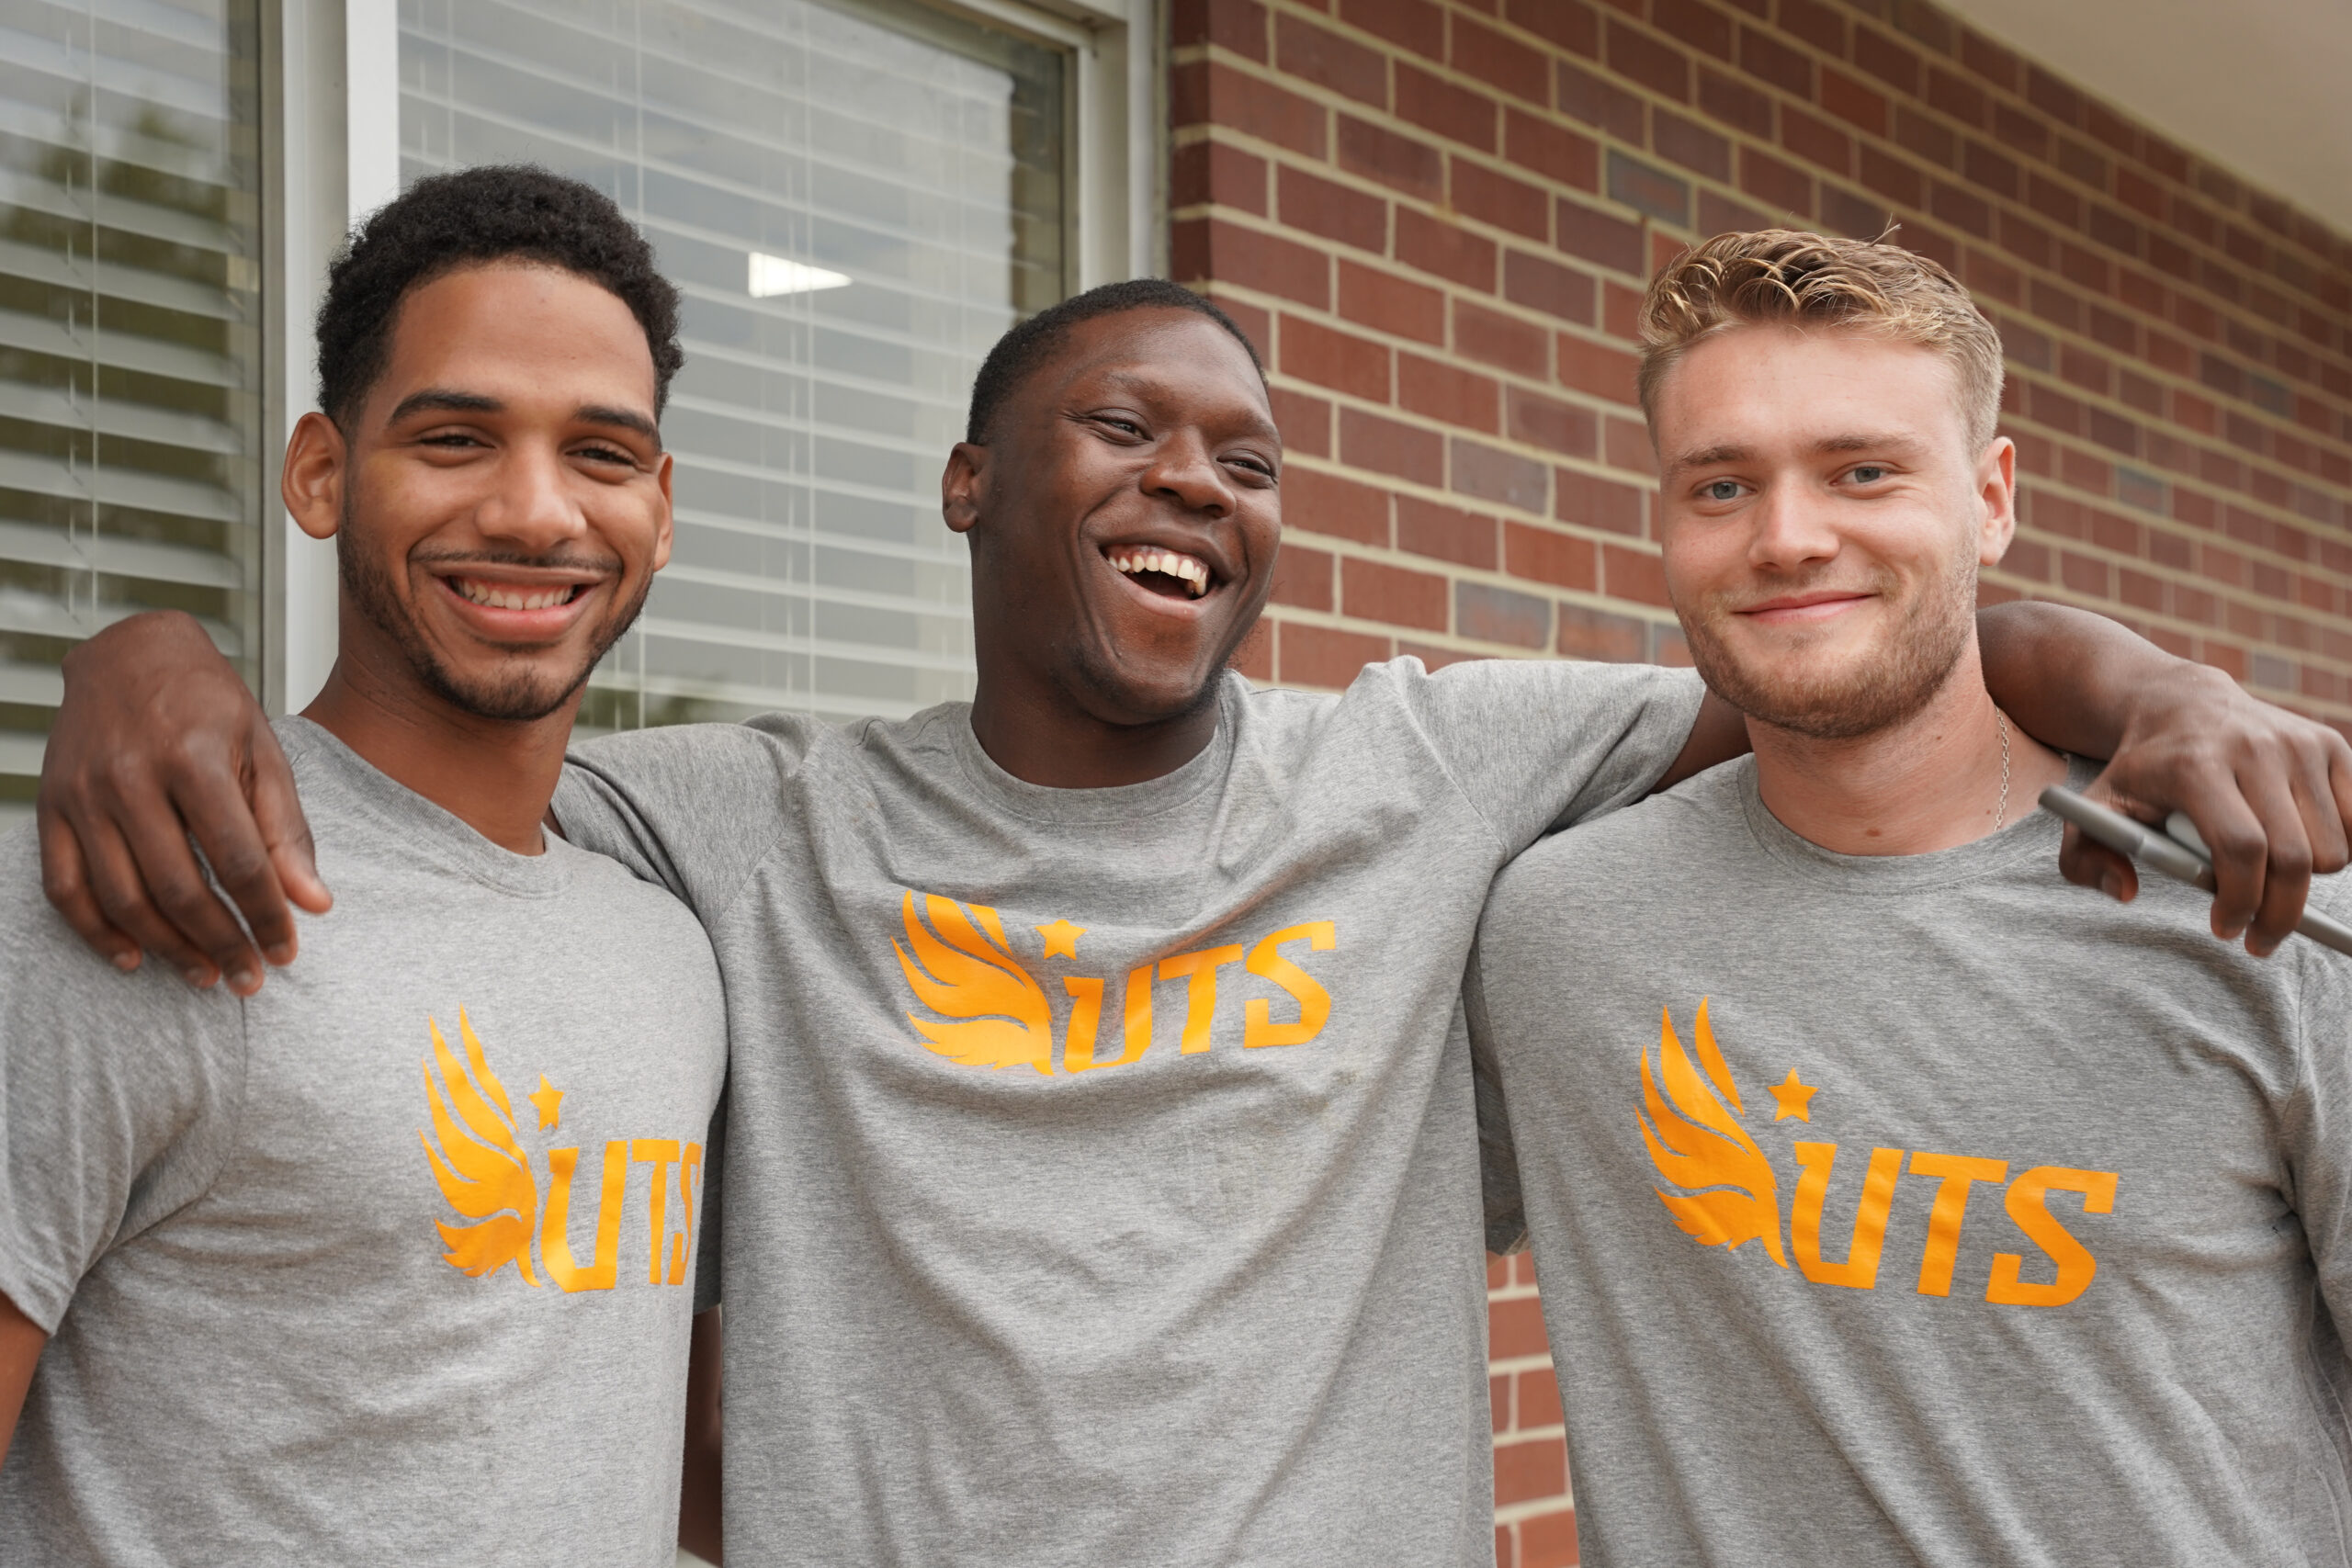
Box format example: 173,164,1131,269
892,891,1057,1074
418,1009,542,1284
1637,998,1789,1267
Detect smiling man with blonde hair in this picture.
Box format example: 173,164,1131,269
1469,230,2352,1564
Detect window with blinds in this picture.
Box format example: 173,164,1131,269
0,0,266,820
399,0,1070,730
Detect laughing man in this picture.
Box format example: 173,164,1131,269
1469,231,2352,1564
34,257,2352,1561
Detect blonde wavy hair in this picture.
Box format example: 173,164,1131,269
1638,229,2005,450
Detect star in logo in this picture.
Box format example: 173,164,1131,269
527,1074,564,1131
1768,1069,1817,1122
1035,919,1087,960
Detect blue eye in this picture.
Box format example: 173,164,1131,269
1706,479,1741,502
1850,465,1888,484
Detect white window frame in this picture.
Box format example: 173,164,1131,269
260,0,1162,715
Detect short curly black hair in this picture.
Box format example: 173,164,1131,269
316,165,685,430
964,278,1262,444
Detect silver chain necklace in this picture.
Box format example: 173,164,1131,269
1992,706,2012,831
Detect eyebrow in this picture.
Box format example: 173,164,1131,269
384,388,663,450
575,402,664,449
1091,371,1283,444
1665,431,1925,476
387,389,503,424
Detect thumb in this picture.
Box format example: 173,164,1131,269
2058,824,2138,903
251,738,332,926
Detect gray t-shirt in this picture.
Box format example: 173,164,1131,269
1468,757,2352,1566
0,719,728,1565
551,657,1702,1568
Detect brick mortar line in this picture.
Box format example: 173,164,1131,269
1225,257,2352,574
2000,444,2352,599
1252,377,2352,628
1495,1495,1579,1528
1223,0,2351,345
1174,130,2352,520
1987,561,2352,685
1209,0,2352,413
1182,151,2352,499
1175,141,2352,494
1266,423,2352,663
1996,360,2352,504
1509,0,2352,324
1830,2,2351,280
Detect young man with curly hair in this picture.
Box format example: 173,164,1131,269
1470,231,2352,1564
0,168,725,1565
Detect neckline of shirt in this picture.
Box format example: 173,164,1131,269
276,716,577,898
1731,751,2098,893
937,671,1243,826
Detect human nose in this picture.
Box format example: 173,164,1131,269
1141,432,1235,517
1746,479,1839,573
474,442,588,552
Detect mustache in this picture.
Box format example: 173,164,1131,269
410,547,626,576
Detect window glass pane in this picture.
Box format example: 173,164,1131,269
398,0,1069,728
0,0,266,819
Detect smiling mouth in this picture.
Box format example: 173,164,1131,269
1105,545,1213,600
447,575,593,612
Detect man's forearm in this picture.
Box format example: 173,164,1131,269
1975,601,2223,757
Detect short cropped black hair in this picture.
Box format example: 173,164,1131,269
316,165,685,429
964,278,1263,444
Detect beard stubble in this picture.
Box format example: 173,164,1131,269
338,502,650,724
1678,536,1980,742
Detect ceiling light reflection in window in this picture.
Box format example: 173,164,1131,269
748,254,853,298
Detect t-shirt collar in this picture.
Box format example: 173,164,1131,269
944,672,1242,827
1735,751,2099,893
275,716,576,897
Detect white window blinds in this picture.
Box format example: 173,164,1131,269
398,0,1069,729
0,0,266,819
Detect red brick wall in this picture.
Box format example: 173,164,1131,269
1170,0,2352,1557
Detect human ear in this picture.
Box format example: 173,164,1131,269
650,451,675,571
1975,434,2017,566
282,412,348,542
941,442,987,536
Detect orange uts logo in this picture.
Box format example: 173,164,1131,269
418,1008,703,1292
1640,999,2118,1308
892,891,1338,1076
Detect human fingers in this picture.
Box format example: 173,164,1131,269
2233,762,2315,958
71,794,226,989
35,806,141,971
250,731,332,931
102,747,268,994
2086,761,2268,942
2289,728,2352,876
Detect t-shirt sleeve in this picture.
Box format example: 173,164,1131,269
2289,907,2352,1368
0,834,246,1333
551,719,812,921
1379,657,1707,856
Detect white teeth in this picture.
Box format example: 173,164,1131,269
1110,547,1211,599
455,578,575,612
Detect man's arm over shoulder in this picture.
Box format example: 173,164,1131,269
1367,656,1708,854
553,717,822,919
